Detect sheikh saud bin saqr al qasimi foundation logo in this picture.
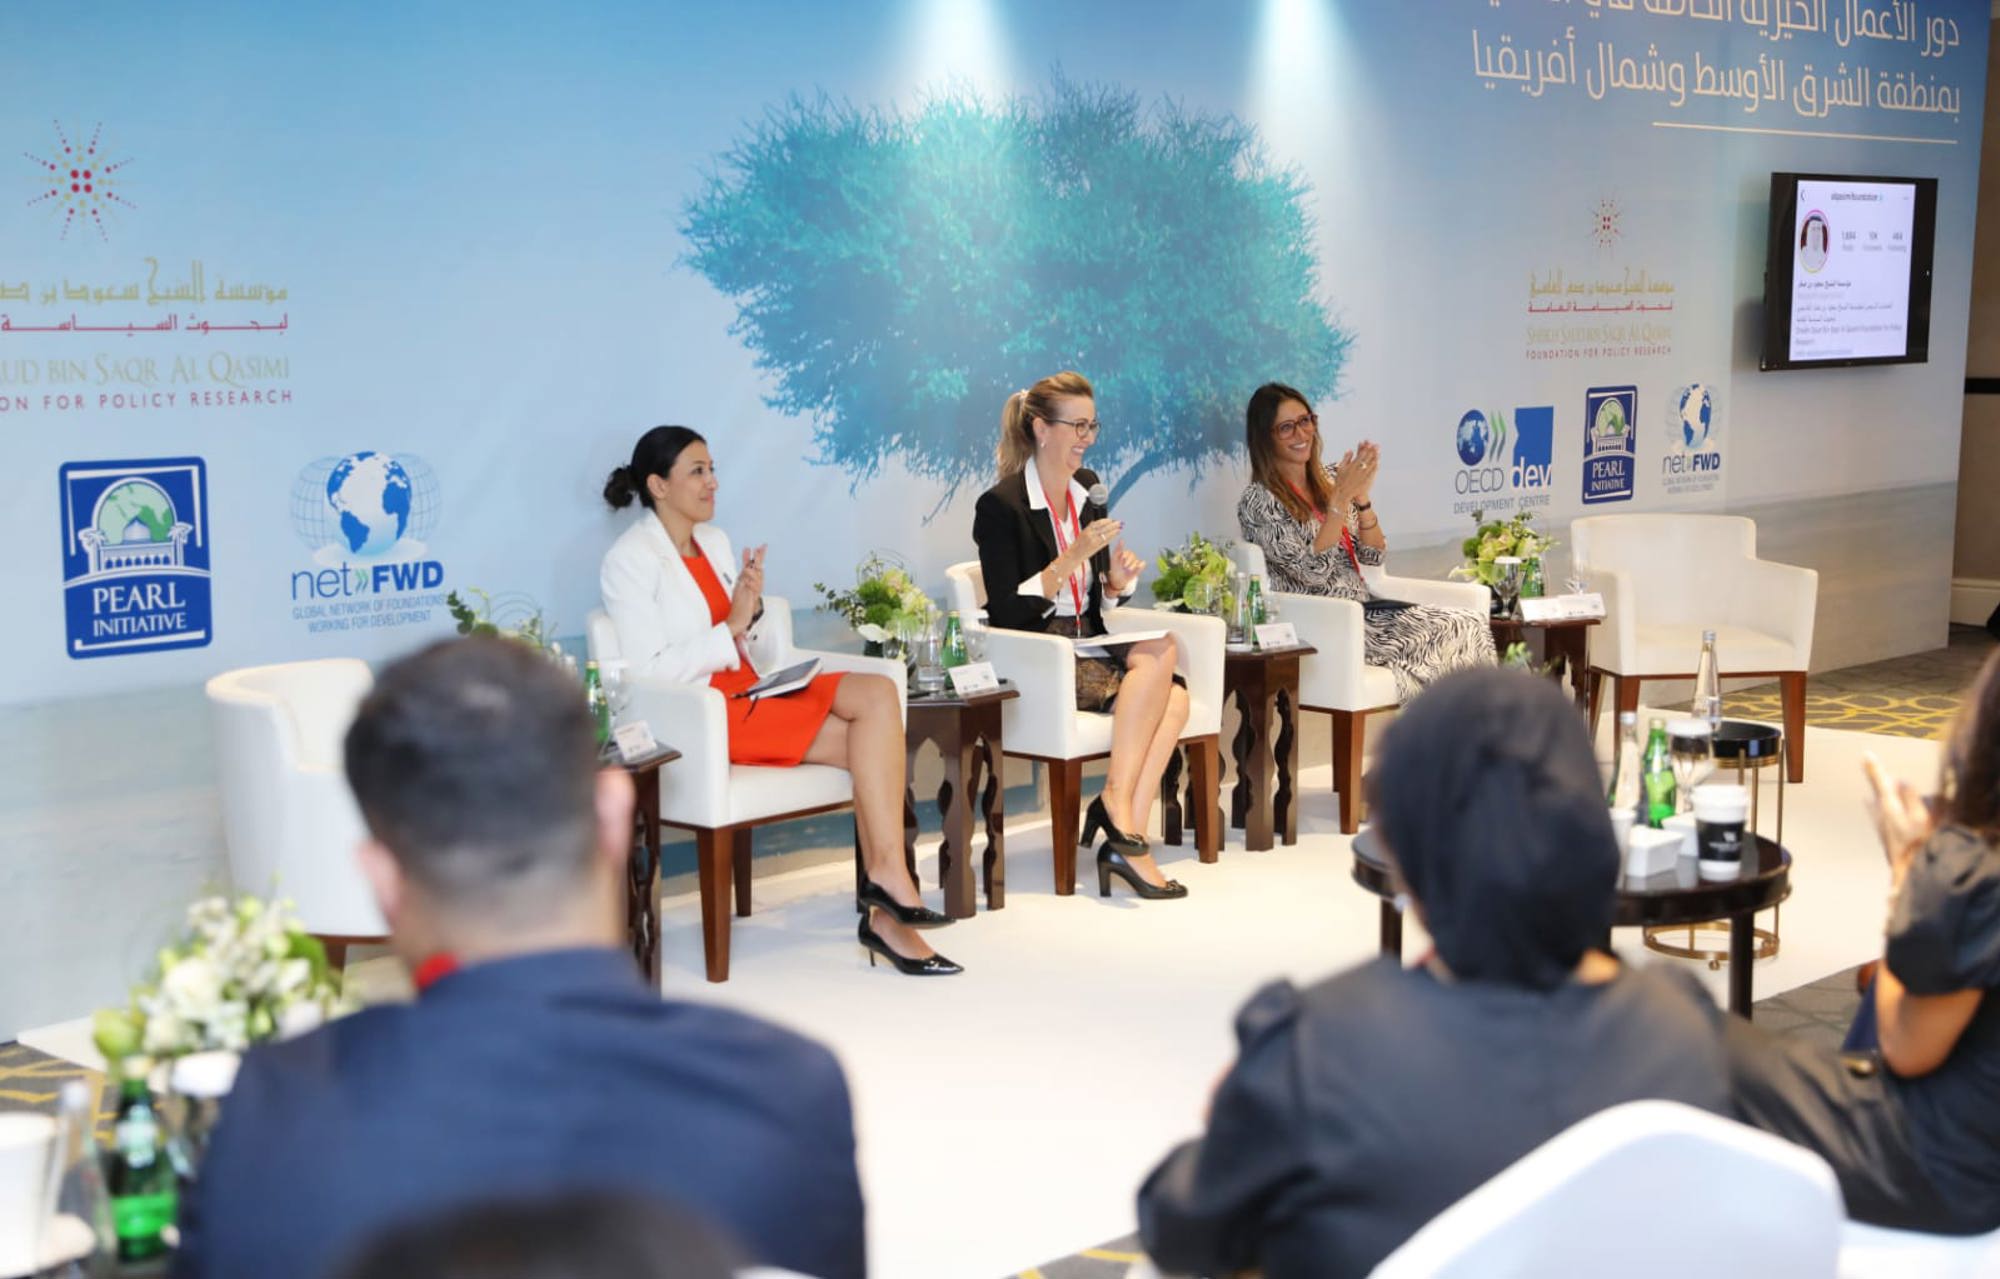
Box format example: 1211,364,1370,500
59,457,212,658
25,121,134,241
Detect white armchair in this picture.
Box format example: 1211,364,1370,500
1232,544,1489,833
1572,515,1817,781
205,659,385,967
1370,1101,1841,1278
586,598,905,982
944,562,1225,894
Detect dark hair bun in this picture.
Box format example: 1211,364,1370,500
602,466,638,511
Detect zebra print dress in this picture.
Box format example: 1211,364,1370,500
1237,478,1496,704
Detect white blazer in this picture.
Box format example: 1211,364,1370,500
599,515,781,684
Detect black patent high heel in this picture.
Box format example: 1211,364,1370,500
856,876,951,927
1080,795,1147,852
1097,845,1188,900
858,914,964,976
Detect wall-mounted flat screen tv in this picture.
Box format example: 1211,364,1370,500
1761,172,1936,371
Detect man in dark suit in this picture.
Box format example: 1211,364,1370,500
173,637,865,1279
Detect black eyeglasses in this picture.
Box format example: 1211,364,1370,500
1046,416,1103,441
1272,412,1318,441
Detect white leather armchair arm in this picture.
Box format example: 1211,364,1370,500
1581,561,1638,674
1365,567,1490,614
979,626,1079,757
1729,558,1819,669
626,676,731,828
1272,590,1378,710
278,767,382,932
1106,605,1224,735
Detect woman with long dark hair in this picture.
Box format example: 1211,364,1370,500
600,425,960,975
1731,646,2000,1232
1236,382,1493,702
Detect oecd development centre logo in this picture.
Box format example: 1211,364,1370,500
290,452,445,628
1581,386,1637,505
1452,409,1512,515
58,457,212,658
1510,406,1554,510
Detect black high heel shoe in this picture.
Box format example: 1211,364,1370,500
858,914,964,976
856,876,952,927
1080,795,1147,852
1097,845,1188,900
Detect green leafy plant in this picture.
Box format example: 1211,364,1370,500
1500,641,1558,676
93,895,349,1065
813,553,938,642
1451,510,1555,588
1152,532,1234,609
446,588,552,650
682,78,1350,507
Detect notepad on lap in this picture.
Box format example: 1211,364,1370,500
736,657,821,700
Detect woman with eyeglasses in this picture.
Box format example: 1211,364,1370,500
971,371,1192,900
601,424,961,976
1237,382,1494,703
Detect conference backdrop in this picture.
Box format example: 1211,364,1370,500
3,0,1988,1028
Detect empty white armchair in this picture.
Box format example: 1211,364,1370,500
944,562,1225,893
1571,514,1817,781
586,598,904,982
1369,1101,1842,1278
1232,543,1489,832
205,659,385,966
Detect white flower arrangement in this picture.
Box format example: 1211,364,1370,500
93,894,350,1065
812,552,940,643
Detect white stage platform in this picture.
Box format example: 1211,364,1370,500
22,716,1942,1279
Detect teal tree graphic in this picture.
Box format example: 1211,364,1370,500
682,80,1350,506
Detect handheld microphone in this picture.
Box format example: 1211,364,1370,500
1086,481,1110,511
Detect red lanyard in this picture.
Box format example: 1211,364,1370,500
1047,492,1087,615
413,952,459,992
1289,481,1359,573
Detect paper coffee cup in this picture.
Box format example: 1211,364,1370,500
0,1113,58,1276
1693,783,1749,880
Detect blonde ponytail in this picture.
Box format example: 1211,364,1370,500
995,371,1095,478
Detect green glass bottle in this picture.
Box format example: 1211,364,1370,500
1641,716,1677,828
583,659,611,747
107,1059,176,1261
941,611,968,669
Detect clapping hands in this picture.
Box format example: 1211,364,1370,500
1331,440,1381,509
728,545,766,637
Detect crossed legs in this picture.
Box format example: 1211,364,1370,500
1100,637,1191,888
802,673,935,959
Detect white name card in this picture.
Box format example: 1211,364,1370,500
1519,593,1605,623
613,720,659,762
948,661,1000,695
1254,622,1300,650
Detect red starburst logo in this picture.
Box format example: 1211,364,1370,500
1591,197,1622,250
24,121,135,241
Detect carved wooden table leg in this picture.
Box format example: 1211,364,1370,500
1159,745,1186,846
977,728,1006,909
1275,682,1300,845
627,766,662,986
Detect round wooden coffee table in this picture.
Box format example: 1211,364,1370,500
1351,828,1791,1018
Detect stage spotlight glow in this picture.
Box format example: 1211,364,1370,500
899,0,1013,101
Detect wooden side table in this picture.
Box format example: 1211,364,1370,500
903,683,1019,918
1224,644,1316,851
1490,615,1599,711
607,741,681,987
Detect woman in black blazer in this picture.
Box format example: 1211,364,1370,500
971,370,1190,900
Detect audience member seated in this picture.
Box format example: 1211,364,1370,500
1134,667,1729,1278
333,1192,739,1279
1730,646,2000,1234
172,637,866,1279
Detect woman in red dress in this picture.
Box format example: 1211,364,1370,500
601,426,959,975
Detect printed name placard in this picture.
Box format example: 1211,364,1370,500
1254,622,1301,650
613,720,660,761
948,662,1000,695
1519,593,1606,623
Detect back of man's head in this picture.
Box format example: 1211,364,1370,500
345,636,599,924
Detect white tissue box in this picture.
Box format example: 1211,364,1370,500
1625,827,1682,878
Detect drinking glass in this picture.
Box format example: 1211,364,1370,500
599,660,630,726
963,624,988,665
1667,719,1715,814
1184,579,1214,616
908,622,946,694
1492,556,1523,621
